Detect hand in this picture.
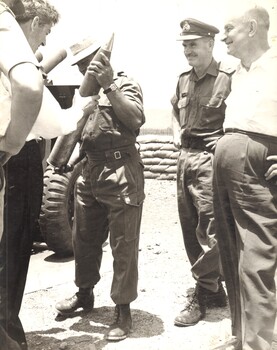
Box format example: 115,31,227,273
54,163,74,174
86,52,114,89
204,136,221,151
173,134,181,149
82,95,100,116
265,155,277,181
72,89,99,113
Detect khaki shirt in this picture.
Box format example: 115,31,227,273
171,59,233,138
81,73,145,152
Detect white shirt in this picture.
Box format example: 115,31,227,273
0,73,85,140
224,47,277,136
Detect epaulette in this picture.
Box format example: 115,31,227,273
218,61,237,75
179,67,192,78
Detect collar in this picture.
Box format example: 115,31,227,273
237,47,277,73
0,1,15,16
190,58,218,81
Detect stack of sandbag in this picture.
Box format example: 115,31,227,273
137,134,180,180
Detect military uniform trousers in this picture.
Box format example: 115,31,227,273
73,148,145,305
213,132,277,350
0,140,43,349
177,147,221,292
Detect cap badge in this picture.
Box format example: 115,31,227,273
183,21,191,31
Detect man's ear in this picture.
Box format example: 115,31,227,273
31,16,40,31
249,19,257,37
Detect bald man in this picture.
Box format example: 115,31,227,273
212,3,277,350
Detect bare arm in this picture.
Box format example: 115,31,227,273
0,63,43,159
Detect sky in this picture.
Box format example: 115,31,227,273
43,0,277,129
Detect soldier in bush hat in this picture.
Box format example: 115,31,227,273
55,34,145,343
171,17,234,327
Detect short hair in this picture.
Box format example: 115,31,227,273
16,0,60,26
243,6,270,31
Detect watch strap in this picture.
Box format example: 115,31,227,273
103,83,118,94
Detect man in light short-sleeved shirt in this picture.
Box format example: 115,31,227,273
0,0,43,241
0,2,43,348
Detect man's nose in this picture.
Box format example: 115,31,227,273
221,33,227,42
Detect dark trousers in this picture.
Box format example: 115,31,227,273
177,148,221,292
73,150,144,304
0,140,43,349
213,132,277,350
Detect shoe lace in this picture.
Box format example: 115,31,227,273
183,291,199,311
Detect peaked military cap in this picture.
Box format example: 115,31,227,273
177,18,219,40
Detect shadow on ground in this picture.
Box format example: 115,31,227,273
26,306,164,350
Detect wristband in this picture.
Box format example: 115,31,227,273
103,83,118,94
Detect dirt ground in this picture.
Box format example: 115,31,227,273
20,179,277,350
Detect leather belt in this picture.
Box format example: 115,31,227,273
86,145,138,162
181,136,212,151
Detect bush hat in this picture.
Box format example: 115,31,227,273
70,37,101,66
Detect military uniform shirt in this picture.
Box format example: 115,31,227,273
171,59,232,138
81,73,144,151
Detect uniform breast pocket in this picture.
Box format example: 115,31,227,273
199,96,226,129
177,96,190,110
97,106,116,132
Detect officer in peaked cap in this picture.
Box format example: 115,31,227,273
171,16,234,329
177,18,219,40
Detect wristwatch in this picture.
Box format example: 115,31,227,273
103,83,118,94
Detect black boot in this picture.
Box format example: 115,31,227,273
106,304,132,341
55,287,94,315
204,281,228,308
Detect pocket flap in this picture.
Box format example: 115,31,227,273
200,96,223,108
177,96,190,109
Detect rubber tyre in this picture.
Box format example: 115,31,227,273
39,162,83,256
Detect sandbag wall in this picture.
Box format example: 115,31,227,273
137,134,180,180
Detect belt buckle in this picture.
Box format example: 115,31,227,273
114,151,121,160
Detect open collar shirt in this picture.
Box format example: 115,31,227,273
171,59,232,138
224,47,277,136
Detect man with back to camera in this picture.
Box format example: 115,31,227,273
171,18,234,326
0,1,97,349
212,2,277,350
55,36,145,342
0,0,43,235
0,0,44,348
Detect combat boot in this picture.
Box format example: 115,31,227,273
205,281,227,308
174,285,206,326
106,304,132,341
55,287,94,315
